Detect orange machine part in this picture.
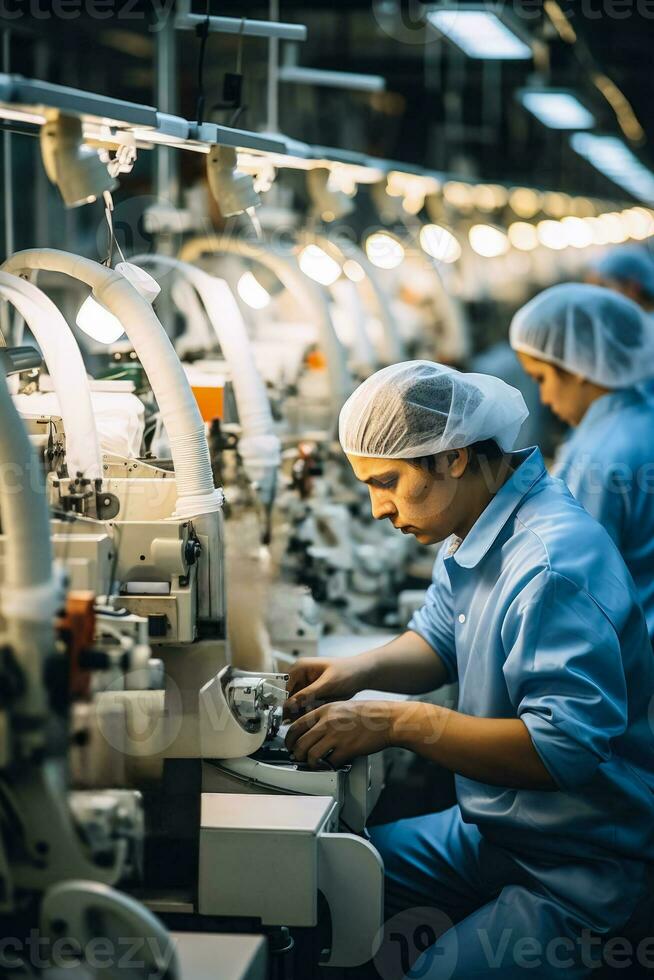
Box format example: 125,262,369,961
56,592,96,699
192,384,225,423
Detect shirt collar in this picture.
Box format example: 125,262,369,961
580,387,645,428
449,446,547,570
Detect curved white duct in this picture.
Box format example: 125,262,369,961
0,364,58,741
131,254,281,485
316,236,405,365
0,272,102,480
179,236,353,421
1,250,221,519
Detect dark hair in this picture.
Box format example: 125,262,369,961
407,438,504,473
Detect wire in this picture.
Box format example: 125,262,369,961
195,0,211,127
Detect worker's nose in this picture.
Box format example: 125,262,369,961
369,492,396,522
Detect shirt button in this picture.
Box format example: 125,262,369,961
458,613,466,624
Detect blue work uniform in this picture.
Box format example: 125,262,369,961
552,387,654,646
369,447,654,979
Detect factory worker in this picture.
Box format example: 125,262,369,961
588,245,654,312
285,360,654,979
510,283,654,645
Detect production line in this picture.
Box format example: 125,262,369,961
2,4,654,979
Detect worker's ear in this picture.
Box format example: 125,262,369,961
445,448,470,479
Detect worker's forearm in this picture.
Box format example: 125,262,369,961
350,631,449,696
390,701,556,790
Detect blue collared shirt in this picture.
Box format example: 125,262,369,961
409,447,654,860
552,387,654,644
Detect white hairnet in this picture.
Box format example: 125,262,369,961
509,283,654,388
338,360,528,459
594,246,654,298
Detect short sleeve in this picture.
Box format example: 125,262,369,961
502,570,628,790
407,549,457,683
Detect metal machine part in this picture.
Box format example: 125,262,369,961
199,666,288,759
198,793,383,968
0,344,42,376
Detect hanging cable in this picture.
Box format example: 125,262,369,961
195,0,212,126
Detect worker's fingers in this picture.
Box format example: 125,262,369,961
305,736,336,769
286,668,315,698
283,681,327,718
285,708,321,752
291,725,330,764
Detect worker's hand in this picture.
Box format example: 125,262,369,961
285,700,397,768
284,657,366,718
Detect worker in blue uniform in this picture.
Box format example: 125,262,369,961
510,282,654,646
587,244,654,313
284,360,654,979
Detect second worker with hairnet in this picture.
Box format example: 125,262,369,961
511,282,654,646
284,360,654,979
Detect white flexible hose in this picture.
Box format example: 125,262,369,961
131,254,281,481
0,272,102,480
1,250,221,518
179,236,353,419
0,364,58,731
323,239,405,365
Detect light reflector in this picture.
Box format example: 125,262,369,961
571,133,654,205
427,9,532,60
519,90,595,130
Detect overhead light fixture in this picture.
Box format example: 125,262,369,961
343,259,366,282
570,133,654,205
365,232,405,270
419,224,461,263
206,144,261,217
298,245,342,286
40,113,117,207
509,187,542,218
537,219,567,250
427,5,532,60
237,271,271,310
518,89,595,130
468,224,509,258
560,215,593,248
508,221,539,251
307,168,354,222
76,262,160,344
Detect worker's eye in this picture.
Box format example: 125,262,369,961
376,478,397,490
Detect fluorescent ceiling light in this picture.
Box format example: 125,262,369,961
427,8,532,60
518,90,595,130
571,133,654,205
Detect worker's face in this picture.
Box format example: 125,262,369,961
517,352,588,426
346,452,469,545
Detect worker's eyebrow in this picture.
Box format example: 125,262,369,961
362,470,398,486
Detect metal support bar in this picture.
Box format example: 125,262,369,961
278,67,386,92
175,12,307,43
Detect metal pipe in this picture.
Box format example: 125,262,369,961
278,67,386,92
175,12,307,43
2,30,14,264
